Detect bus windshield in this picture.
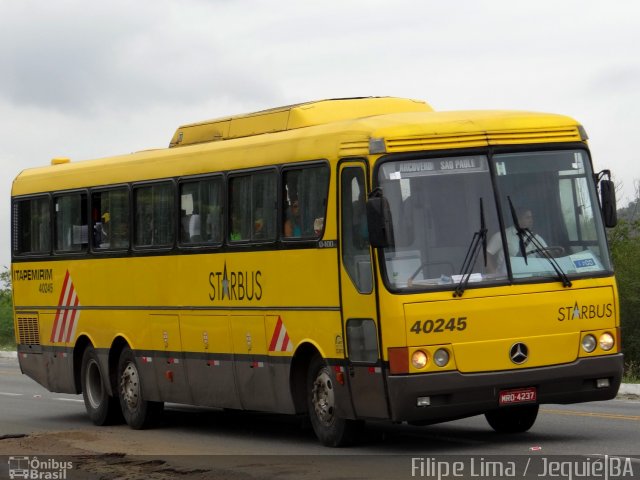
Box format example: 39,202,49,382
377,149,612,291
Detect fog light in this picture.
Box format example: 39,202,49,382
599,332,615,351
433,348,450,367
417,396,431,407
596,378,610,389
582,334,597,353
411,350,428,369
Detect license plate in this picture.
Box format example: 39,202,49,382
499,387,537,406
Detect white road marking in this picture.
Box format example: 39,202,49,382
53,397,84,403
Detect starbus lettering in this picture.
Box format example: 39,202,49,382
209,261,262,301
557,302,613,321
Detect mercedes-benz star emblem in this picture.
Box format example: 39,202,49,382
509,342,529,364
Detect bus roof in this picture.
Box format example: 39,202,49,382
12,98,584,196
168,97,433,147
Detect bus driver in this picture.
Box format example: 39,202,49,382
487,208,548,273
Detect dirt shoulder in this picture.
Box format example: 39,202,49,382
0,431,244,480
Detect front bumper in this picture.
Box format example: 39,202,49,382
386,354,623,423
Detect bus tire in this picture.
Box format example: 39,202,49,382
306,354,359,447
117,347,163,429
485,404,539,433
80,346,122,426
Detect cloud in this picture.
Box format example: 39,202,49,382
0,1,281,115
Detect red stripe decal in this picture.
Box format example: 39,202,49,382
268,317,283,352
50,271,70,342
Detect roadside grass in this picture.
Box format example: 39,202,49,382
0,334,16,351
0,340,16,351
1,303,13,350
623,360,640,384
0,322,14,351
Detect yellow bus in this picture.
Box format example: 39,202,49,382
11,97,622,446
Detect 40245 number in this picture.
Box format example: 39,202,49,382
410,317,467,334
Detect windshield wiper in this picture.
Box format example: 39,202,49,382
453,198,487,297
507,197,572,288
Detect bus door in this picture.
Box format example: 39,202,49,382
338,162,388,418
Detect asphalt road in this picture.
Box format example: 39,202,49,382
1,356,639,479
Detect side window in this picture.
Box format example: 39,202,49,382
341,167,372,293
180,177,223,245
134,182,174,248
229,171,276,242
12,196,51,255
282,164,329,239
91,188,129,250
54,193,88,253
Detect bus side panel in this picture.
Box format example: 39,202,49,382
231,314,278,412
183,354,240,409
16,350,48,391
346,365,389,419
46,347,77,393
148,314,193,405
16,348,76,394
181,314,241,409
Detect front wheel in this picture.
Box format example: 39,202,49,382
306,354,360,447
485,404,539,433
80,346,122,425
117,347,163,429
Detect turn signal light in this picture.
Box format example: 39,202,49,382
411,350,428,369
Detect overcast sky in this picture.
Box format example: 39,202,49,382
2,0,639,269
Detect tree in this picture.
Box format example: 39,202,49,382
0,267,14,347
608,202,640,376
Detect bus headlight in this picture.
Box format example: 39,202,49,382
433,348,450,367
411,350,428,369
582,334,597,353
599,332,615,351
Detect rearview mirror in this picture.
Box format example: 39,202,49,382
366,188,394,248
600,179,617,228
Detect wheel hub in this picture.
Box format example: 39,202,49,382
312,369,335,426
85,359,103,410
120,362,140,410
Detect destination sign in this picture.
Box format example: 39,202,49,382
383,156,488,180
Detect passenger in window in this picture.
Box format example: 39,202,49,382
284,197,302,237
94,212,110,248
313,216,324,236
254,208,265,239
230,211,243,241
487,208,548,272
189,207,202,242
205,205,220,242
180,209,190,242
111,219,129,248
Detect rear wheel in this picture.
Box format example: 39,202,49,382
117,347,163,429
485,404,539,433
80,346,122,425
307,354,359,447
